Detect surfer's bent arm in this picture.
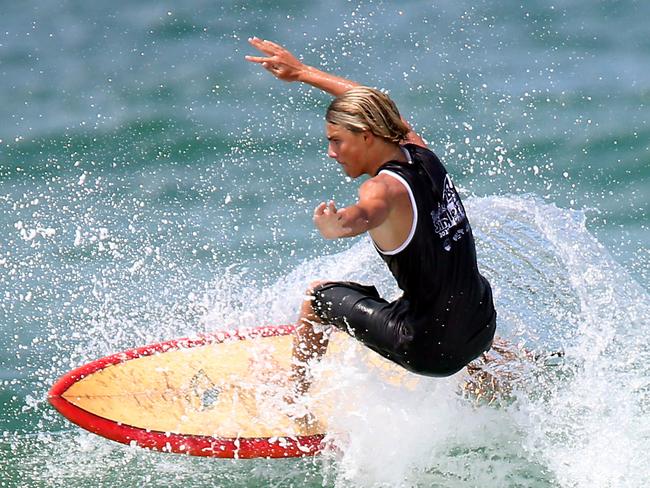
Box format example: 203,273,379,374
313,179,390,239
245,37,426,146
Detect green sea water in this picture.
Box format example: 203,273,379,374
1,1,648,486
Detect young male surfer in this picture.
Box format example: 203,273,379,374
246,38,497,396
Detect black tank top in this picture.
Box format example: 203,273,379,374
372,144,495,334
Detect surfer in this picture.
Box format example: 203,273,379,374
246,38,497,397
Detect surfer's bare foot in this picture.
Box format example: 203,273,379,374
283,397,322,433
293,410,323,433
281,384,323,434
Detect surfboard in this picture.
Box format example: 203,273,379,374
49,324,527,458
49,325,345,459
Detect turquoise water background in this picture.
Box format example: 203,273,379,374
1,1,648,486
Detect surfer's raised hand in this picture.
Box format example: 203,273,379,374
245,37,359,96
245,37,305,82
313,200,352,239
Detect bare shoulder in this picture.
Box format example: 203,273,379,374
361,173,407,198
358,174,397,200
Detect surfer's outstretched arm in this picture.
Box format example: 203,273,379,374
245,37,426,147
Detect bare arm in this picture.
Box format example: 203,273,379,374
313,179,390,239
245,37,427,146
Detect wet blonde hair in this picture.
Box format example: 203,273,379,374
326,86,410,143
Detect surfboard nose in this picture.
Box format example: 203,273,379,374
47,324,326,458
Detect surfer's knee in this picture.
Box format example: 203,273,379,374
307,280,330,294
300,280,329,313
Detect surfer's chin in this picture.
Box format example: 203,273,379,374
341,167,362,179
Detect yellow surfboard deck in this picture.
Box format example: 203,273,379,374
49,325,410,458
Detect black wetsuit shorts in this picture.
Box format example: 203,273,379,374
312,281,496,377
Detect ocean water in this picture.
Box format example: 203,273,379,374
1,0,648,487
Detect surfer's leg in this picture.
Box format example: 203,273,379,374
290,280,391,395
290,280,332,397
290,280,385,395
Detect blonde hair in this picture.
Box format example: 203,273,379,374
326,86,410,143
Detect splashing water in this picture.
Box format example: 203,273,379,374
2,195,647,487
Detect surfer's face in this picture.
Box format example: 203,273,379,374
326,123,368,178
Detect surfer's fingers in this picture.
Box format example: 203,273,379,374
247,37,275,55
328,200,337,213
313,202,327,216
261,39,287,54
246,55,285,76
244,55,272,64
261,62,279,73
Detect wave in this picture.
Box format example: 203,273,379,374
3,195,648,487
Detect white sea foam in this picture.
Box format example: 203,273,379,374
18,195,649,487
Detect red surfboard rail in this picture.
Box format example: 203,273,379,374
48,324,326,458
